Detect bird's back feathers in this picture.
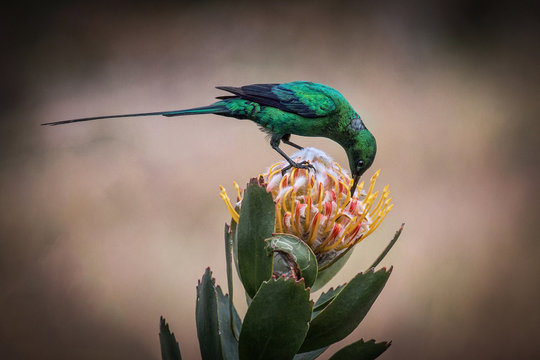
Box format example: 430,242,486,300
215,81,342,119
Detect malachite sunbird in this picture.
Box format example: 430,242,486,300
43,81,376,195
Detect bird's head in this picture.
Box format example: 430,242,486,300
347,129,377,195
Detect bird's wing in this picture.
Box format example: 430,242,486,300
216,82,337,118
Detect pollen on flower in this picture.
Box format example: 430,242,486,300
219,147,393,267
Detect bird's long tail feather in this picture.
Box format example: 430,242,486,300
41,103,228,126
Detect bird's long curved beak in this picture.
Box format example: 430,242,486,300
350,174,360,197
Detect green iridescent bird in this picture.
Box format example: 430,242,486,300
43,81,376,194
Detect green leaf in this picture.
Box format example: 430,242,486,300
239,276,313,360
196,268,243,360
312,285,345,318
159,317,182,360
230,216,241,277
265,234,318,288
216,286,242,360
313,285,345,310
224,224,239,339
299,268,392,353
196,268,223,360
329,339,390,360
236,179,275,298
311,249,353,292
293,347,328,360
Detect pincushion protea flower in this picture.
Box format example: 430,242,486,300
220,147,392,268
162,148,401,360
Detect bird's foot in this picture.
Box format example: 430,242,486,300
281,160,315,176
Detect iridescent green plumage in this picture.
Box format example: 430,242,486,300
43,81,377,193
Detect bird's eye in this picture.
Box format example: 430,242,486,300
356,160,364,171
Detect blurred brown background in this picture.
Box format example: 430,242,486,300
2,1,539,359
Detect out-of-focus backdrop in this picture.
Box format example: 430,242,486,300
2,1,539,359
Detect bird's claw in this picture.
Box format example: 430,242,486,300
281,160,316,176
296,160,315,171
